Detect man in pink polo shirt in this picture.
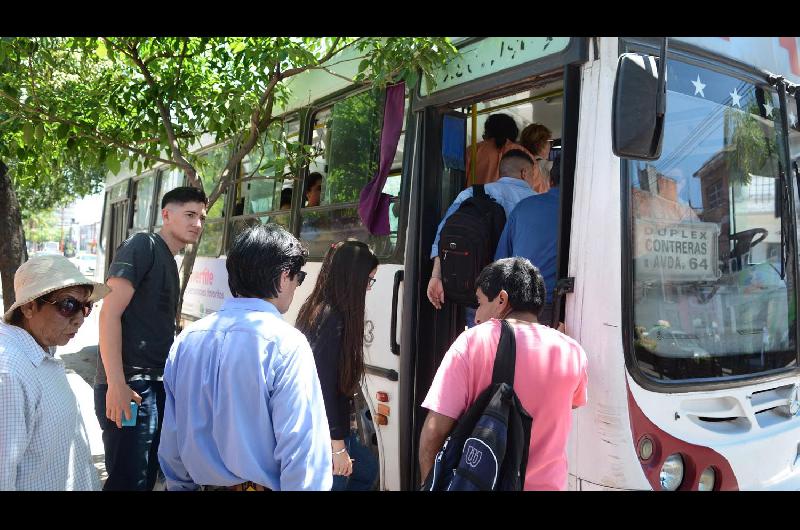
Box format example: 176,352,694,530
419,257,588,490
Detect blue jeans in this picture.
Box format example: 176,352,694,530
331,432,378,491
94,379,165,491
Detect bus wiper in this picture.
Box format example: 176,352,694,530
779,167,786,280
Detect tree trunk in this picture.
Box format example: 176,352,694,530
0,161,27,313
176,241,198,331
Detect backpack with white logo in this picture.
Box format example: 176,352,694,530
422,320,533,491
438,185,506,307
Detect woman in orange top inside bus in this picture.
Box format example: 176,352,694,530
520,123,553,194
466,113,527,185
296,240,380,491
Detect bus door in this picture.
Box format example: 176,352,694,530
101,179,132,273
402,69,582,489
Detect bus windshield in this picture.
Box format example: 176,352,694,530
628,58,799,383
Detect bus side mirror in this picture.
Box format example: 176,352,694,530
612,51,667,161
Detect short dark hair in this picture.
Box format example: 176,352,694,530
162,186,208,209
484,114,519,149
280,187,293,208
227,224,307,299
501,149,534,165
498,149,535,179
475,257,546,315
305,172,323,194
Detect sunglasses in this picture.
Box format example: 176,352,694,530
368,277,377,288
43,297,93,318
293,270,307,286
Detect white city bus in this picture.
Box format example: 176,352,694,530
98,37,800,490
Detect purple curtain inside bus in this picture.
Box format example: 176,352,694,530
358,81,405,236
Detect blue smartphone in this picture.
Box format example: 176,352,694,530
121,401,138,427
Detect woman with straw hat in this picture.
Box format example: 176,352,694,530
0,254,110,490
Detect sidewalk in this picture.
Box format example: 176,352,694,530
56,308,108,486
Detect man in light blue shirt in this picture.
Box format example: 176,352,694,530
494,169,560,327
158,224,332,491
427,150,543,324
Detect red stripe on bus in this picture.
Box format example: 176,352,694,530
626,387,739,491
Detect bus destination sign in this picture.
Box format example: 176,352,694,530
634,219,720,282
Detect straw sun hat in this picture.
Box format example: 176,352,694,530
3,254,111,323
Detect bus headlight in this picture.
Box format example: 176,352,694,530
698,467,716,491
659,454,684,491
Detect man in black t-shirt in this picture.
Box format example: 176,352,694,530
94,186,208,491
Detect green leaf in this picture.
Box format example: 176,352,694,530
404,69,419,89
107,154,121,175
96,39,107,59
34,124,44,141
358,59,370,74
56,123,70,139
22,123,34,144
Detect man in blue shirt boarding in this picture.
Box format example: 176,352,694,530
158,224,332,491
427,149,543,326
494,161,560,327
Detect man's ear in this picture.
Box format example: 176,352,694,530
160,207,169,224
498,289,509,306
276,270,290,293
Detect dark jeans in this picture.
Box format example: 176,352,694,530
94,379,166,491
332,432,379,491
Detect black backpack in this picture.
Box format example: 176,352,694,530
439,185,506,307
422,320,533,491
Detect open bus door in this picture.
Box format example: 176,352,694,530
401,66,582,489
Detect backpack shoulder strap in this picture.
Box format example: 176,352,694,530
491,320,516,387
472,184,487,199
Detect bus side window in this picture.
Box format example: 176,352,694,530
227,118,298,248
300,89,409,259
195,145,230,258
130,171,156,237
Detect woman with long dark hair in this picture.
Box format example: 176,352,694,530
296,240,379,490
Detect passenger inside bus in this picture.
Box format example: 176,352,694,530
279,187,293,210
494,153,561,327
304,172,323,207
519,123,553,194
428,150,543,326
465,113,527,185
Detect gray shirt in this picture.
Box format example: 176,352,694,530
96,232,179,384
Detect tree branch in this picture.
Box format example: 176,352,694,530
143,42,203,67
173,38,189,89
124,41,198,186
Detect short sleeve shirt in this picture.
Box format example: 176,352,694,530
422,319,588,490
96,232,179,383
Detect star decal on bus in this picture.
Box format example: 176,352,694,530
789,111,798,128
763,100,774,118
729,87,742,107
691,75,706,97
